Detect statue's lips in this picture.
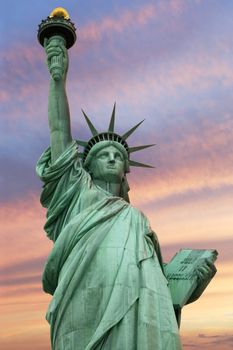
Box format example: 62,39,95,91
106,165,117,169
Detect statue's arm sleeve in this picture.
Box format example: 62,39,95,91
44,38,73,163
150,231,165,272
36,141,88,240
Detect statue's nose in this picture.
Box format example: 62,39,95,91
108,154,115,163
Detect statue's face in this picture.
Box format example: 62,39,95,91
89,145,125,183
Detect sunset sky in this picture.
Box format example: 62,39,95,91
1,0,233,349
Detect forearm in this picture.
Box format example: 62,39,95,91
48,78,72,162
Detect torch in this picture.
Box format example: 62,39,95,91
37,7,76,81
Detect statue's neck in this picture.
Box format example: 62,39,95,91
93,179,121,197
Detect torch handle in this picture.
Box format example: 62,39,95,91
50,53,63,81
47,35,66,81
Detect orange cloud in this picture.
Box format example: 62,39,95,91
181,331,233,350
1,298,50,349
0,197,51,348
125,109,233,206
0,187,232,349
140,184,233,249
181,263,233,332
0,195,51,266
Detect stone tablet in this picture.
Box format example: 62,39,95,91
164,249,218,308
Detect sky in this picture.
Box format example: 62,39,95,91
0,0,233,349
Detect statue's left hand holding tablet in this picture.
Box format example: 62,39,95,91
187,258,217,304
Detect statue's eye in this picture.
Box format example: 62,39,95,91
115,153,123,160
98,152,108,159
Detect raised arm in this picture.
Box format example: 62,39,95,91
44,36,73,163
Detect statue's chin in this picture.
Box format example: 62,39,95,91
93,174,122,186
91,167,123,183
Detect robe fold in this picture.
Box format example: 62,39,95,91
36,141,182,350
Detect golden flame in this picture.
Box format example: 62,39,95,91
49,7,70,20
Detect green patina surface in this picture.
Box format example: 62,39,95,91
36,142,182,349
36,9,217,350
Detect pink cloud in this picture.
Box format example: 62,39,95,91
1,0,232,119
168,0,185,14
80,4,155,42
0,196,51,268
181,332,233,350
66,47,233,113
3,48,233,124
78,1,187,43
0,90,9,102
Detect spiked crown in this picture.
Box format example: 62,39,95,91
77,104,155,171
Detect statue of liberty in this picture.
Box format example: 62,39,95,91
36,8,216,350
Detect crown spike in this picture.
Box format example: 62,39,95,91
129,160,154,168
108,102,116,132
129,144,156,153
122,120,145,140
82,109,98,136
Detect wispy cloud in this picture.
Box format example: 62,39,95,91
0,257,45,279
126,104,233,204
3,0,229,112
79,3,156,42
1,1,233,349
198,333,233,348
0,197,51,267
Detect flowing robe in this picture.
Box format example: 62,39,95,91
36,141,182,350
